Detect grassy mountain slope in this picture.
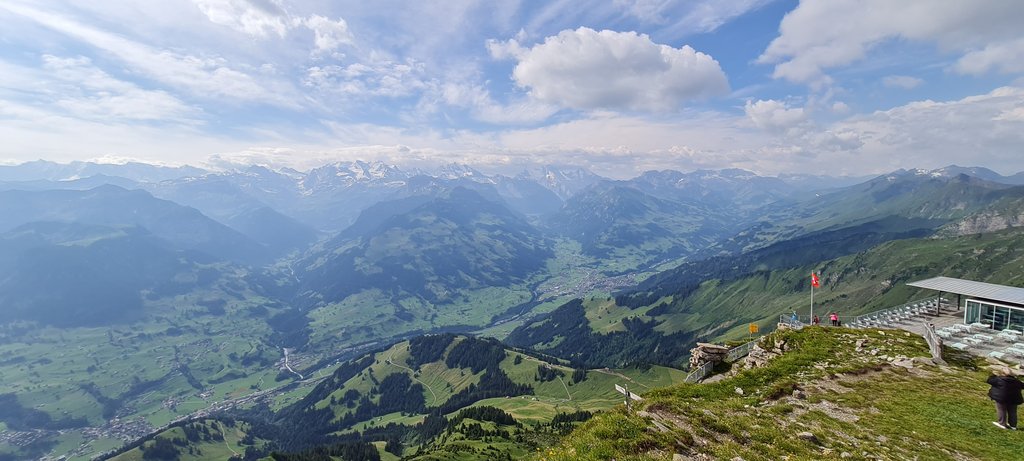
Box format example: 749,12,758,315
0,223,197,326
510,227,1024,368
110,335,686,460
539,327,1024,461
298,187,552,306
0,256,289,460
107,420,270,461
285,188,554,351
267,335,684,446
650,226,1024,341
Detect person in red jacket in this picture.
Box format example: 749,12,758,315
988,367,1024,429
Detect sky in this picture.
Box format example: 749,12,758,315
1,0,1023,178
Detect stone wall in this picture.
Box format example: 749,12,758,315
688,342,731,370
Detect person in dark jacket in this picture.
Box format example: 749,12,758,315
987,367,1024,429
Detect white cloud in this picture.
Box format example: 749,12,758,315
41,55,198,122
192,1,352,55
2,3,296,107
758,0,1024,85
0,98,237,166
881,75,923,89
0,55,197,124
666,0,775,34
955,37,1024,75
994,106,1024,122
304,59,429,98
492,27,728,112
744,99,807,133
831,101,850,114
613,0,674,23
439,83,559,124
302,15,353,53
192,0,289,37
766,86,1024,173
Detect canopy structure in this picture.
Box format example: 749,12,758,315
907,276,1024,306
908,276,1024,331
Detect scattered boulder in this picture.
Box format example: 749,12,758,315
745,339,787,369
797,431,821,445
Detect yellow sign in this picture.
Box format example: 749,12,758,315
749,323,759,334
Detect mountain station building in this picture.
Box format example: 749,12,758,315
908,276,1024,331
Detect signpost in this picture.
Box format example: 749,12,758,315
614,383,643,412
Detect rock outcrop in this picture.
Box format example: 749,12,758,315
688,343,731,370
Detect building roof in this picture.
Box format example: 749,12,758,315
907,276,1024,306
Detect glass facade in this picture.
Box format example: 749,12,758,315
965,299,1024,331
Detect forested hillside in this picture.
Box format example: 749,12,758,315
107,334,687,460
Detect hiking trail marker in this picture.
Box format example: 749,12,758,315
615,383,643,412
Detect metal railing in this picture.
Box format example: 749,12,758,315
725,338,760,363
684,361,714,383
776,297,949,330
847,297,948,328
921,321,947,365
779,314,808,329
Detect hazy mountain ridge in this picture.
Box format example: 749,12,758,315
709,169,1024,256
0,185,272,264
543,183,733,267
0,160,205,183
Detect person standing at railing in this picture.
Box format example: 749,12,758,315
812,315,820,326
829,312,839,327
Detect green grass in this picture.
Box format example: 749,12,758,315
539,326,1024,460
109,420,268,461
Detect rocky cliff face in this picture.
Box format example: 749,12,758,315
940,206,1024,236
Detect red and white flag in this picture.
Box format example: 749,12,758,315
811,272,820,288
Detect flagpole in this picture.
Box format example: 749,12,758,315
810,272,816,324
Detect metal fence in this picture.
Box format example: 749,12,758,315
779,314,808,329
848,296,947,328
725,338,760,362
775,297,948,330
921,321,947,365
684,361,714,383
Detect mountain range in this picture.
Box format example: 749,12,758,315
3,160,1024,460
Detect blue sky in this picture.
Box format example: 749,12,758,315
1,0,1023,177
